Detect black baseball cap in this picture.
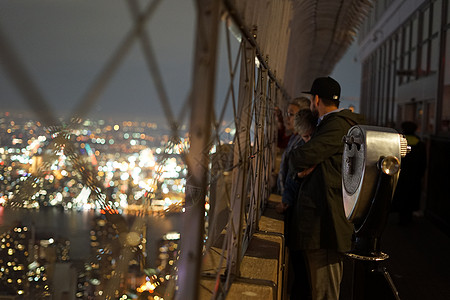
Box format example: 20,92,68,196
302,76,341,101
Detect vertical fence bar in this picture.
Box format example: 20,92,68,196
264,79,276,208
266,79,276,199
225,39,255,289
256,66,268,224
243,65,262,242
268,79,278,199
176,1,221,299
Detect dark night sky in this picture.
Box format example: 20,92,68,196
0,0,361,126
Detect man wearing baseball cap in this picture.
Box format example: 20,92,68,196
287,76,365,299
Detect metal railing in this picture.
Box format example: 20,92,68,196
180,1,290,298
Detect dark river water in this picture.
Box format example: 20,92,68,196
0,206,181,265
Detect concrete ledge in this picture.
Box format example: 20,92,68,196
200,193,285,299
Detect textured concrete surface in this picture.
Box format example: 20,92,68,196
200,193,285,299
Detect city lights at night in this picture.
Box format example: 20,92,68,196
0,112,189,299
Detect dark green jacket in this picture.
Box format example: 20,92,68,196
288,109,365,252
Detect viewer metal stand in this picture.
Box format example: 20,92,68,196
342,125,409,300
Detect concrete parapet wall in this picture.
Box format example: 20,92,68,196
200,193,285,299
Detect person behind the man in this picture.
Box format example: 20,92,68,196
277,97,311,197
288,76,365,299
279,108,317,213
283,108,317,300
275,98,306,149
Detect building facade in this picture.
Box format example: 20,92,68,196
358,0,450,232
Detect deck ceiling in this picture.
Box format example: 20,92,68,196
227,0,372,100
